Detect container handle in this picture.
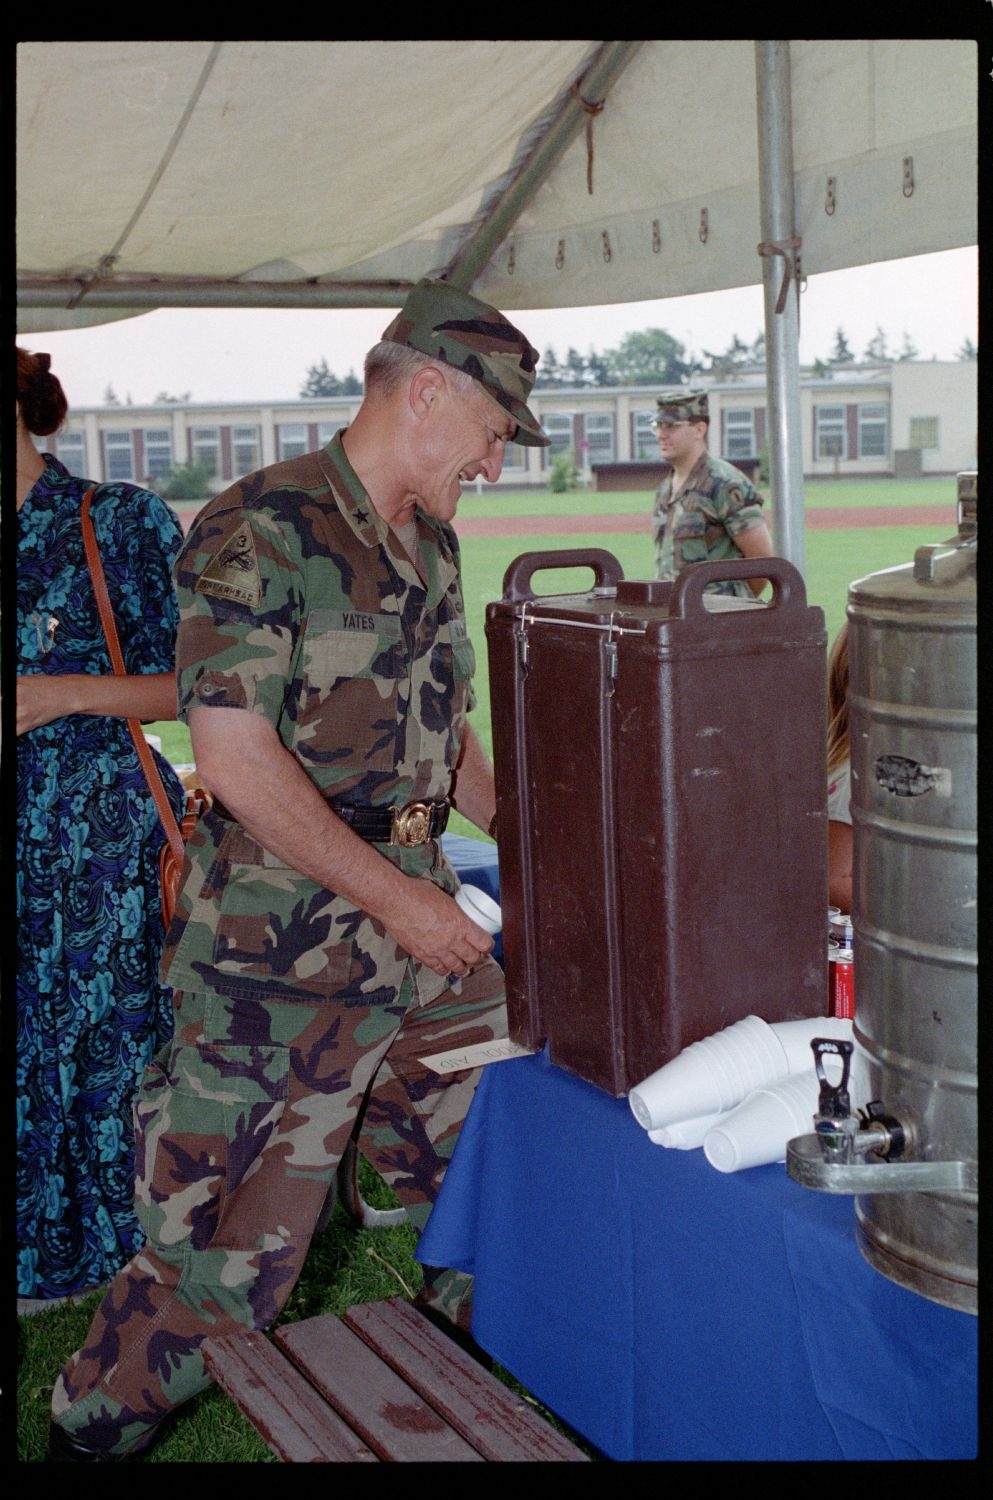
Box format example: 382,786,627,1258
501,548,625,603
668,557,806,619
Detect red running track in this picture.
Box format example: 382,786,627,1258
174,503,949,537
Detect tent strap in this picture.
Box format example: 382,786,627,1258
570,80,606,194
756,235,802,318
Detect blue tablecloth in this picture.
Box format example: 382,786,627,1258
417,1047,978,1462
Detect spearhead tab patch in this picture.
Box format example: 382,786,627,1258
194,522,263,606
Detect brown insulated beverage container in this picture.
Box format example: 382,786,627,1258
485,550,830,1096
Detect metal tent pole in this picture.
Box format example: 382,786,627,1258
754,40,806,579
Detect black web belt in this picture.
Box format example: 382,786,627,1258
211,797,450,847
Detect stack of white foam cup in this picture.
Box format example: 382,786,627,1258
628,1014,855,1172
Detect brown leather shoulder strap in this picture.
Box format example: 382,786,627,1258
80,486,184,861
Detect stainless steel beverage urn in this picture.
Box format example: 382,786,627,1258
787,474,977,1314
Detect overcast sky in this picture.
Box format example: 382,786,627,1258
23,246,977,411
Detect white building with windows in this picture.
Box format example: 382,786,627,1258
49,359,974,493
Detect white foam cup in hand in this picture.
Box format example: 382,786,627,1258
627,1015,789,1132
702,1070,820,1173
768,1015,853,1074
454,883,502,935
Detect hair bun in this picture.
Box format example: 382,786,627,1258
17,346,68,436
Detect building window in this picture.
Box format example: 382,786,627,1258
724,408,755,460
501,438,525,471
55,430,86,474
816,405,846,460
105,429,135,481
858,404,888,459
191,427,220,477
278,423,309,461
317,421,345,447
232,425,261,473
909,416,939,450
583,413,615,465
144,428,173,479
542,413,573,465
634,411,658,460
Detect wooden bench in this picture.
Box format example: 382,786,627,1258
202,1297,589,1463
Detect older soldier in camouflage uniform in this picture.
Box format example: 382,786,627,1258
49,279,549,1462
650,390,773,599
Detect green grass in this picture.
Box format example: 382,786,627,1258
172,476,949,527
17,1159,587,1463
17,1162,418,1463
796,477,952,510
153,479,950,777
803,524,941,643
445,475,950,517
455,520,942,755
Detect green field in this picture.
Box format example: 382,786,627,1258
448,474,953,517
455,520,940,781
153,479,952,838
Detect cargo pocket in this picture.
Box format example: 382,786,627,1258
133,1041,289,1254
211,862,354,999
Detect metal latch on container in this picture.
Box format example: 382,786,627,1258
603,612,620,697
515,604,532,677
604,640,618,696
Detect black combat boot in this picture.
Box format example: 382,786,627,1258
48,1416,167,1462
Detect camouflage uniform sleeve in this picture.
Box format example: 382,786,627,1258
174,503,304,728
707,466,766,540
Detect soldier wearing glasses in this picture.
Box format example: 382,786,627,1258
49,279,550,1462
650,390,773,599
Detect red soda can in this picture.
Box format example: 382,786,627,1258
829,947,855,1019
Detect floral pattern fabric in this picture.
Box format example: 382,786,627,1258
16,455,185,1297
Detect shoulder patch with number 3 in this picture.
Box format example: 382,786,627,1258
194,522,263,606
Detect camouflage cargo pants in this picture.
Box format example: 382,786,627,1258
51,957,506,1456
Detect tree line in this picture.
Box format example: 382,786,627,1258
298,359,364,397
532,326,977,389
98,326,977,411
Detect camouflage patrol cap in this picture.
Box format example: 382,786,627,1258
381,278,550,446
655,390,709,423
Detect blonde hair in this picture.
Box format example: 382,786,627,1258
826,621,850,773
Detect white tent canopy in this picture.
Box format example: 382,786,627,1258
17,39,976,323
16,38,978,575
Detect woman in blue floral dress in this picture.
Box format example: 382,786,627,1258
16,348,187,1303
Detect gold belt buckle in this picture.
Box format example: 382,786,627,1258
392,801,432,848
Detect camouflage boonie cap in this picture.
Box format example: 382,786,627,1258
381,278,549,446
655,390,709,423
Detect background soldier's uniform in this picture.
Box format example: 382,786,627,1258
652,450,766,600
51,431,507,1455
